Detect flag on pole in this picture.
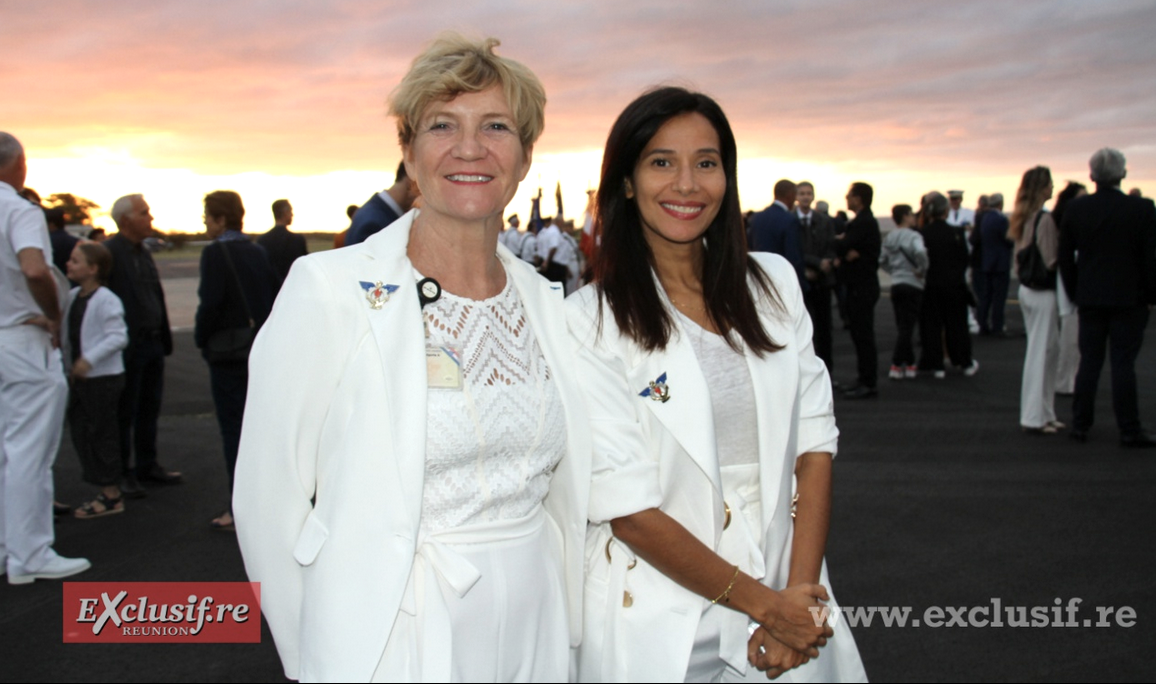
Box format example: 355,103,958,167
530,187,544,234
580,189,597,262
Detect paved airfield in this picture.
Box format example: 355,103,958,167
3,260,1154,682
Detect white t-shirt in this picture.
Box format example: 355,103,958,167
536,224,563,262
947,206,975,228
0,182,52,327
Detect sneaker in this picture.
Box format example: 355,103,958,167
963,359,980,377
889,365,903,380
905,365,918,379
933,370,946,379
7,554,91,585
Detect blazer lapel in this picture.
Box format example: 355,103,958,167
359,210,428,531
628,312,722,496
748,291,798,534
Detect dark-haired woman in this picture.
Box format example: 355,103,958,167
1052,181,1087,394
194,190,278,530
568,87,865,682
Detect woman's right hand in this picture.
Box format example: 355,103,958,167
748,627,809,679
759,583,833,657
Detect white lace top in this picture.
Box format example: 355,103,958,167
419,269,566,533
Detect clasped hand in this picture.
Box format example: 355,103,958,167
748,584,833,678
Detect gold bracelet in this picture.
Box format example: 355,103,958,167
711,565,741,604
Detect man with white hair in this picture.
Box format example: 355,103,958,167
107,193,181,493
1059,147,1156,447
0,131,90,583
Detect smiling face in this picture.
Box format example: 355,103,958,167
626,112,725,253
403,86,531,229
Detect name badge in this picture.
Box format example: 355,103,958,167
426,345,462,390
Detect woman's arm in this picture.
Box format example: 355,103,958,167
611,509,832,656
786,452,832,587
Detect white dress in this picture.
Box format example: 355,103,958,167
372,271,570,683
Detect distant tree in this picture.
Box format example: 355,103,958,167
45,193,100,225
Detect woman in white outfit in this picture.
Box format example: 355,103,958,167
568,87,865,682
1051,181,1087,395
1010,166,1063,433
233,35,589,682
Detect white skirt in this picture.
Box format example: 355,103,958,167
372,507,568,683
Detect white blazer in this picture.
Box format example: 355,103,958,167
233,210,591,682
62,286,127,377
567,253,865,683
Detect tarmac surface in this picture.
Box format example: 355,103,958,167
3,269,1154,683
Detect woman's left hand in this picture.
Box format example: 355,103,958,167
748,626,810,679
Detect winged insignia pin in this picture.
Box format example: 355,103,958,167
638,372,671,403
359,281,400,310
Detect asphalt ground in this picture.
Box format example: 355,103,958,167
2,279,1154,683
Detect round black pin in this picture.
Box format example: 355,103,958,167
416,277,442,309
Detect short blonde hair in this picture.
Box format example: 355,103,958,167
389,34,546,150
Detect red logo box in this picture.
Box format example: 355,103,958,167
63,582,260,643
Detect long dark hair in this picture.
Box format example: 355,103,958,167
593,86,783,355
1052,181,1086,228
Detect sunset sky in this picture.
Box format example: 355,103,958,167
4,0,1155,235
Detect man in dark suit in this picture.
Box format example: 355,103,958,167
257,199,307,290
796,181,837,374
974,193,1014,336
835,182,882,398
106,194,181,495
345,162,417,246
748,179,805,288
1059,148,1156,447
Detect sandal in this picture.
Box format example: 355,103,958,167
74,493,125,519
210,511,235,532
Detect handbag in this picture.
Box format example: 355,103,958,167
1016,211,1055,290
205,242,257,363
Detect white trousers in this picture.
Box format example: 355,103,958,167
0,325,68,574
1055,278,1080,394
373,507,568,683
1018,286,1060,428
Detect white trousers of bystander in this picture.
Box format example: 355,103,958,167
1018,285,1060,429
0,325,68,575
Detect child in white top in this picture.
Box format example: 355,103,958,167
63,241,128,518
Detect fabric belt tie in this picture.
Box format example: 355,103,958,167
398,507,545,683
